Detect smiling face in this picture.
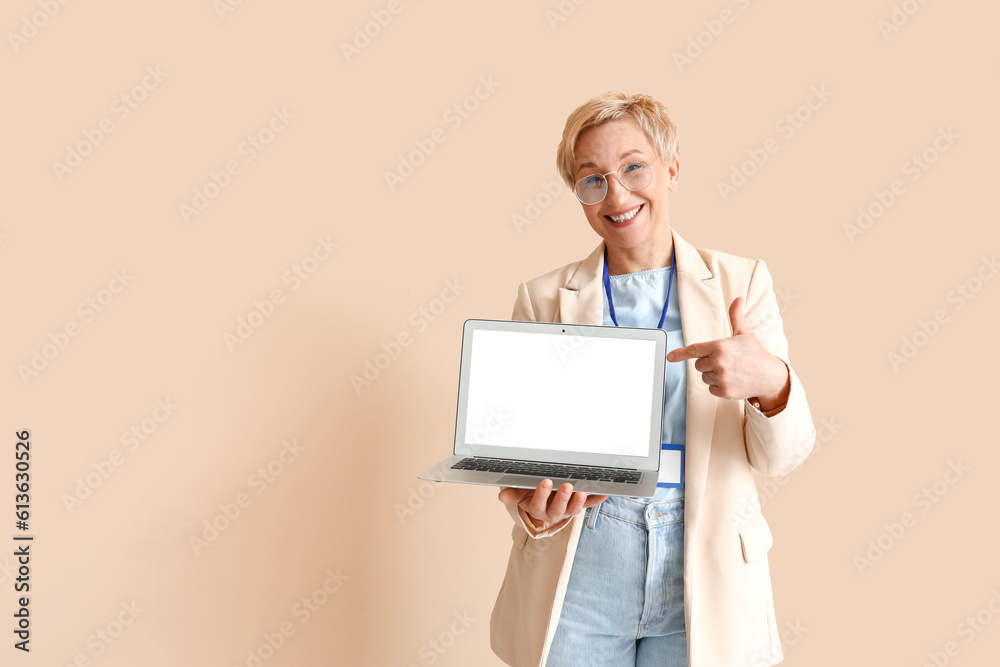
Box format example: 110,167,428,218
573,117,679,266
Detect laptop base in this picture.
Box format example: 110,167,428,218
417,455,658,498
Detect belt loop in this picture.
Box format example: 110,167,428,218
585,505,599,529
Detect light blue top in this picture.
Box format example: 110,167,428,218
602,264,686,503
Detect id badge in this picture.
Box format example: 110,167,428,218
658,444,685,488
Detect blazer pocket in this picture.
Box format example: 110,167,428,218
511,523,529,550
739,514,774,563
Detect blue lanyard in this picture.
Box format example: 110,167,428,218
602,246,676,329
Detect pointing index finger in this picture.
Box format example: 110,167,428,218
668,342,711,362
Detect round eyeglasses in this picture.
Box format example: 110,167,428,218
573,157,659,205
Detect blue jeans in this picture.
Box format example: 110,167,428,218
545,494,686,666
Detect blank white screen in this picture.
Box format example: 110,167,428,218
463,329,657,456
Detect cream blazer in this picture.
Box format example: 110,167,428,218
490,228,815,667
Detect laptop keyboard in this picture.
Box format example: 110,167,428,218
451,458,640,483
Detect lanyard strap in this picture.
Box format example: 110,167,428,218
602,246,676,329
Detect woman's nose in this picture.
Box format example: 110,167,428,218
604,174,630,203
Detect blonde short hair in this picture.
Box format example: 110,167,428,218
556,91,679,188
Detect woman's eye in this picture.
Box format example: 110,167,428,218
623,162,644,173
582,175,603,188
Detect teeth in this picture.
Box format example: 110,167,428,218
609,205,641,223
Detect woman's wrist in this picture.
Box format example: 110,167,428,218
754,358,790,413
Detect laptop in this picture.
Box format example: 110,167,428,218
417,318,668,498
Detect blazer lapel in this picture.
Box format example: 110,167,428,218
671,228,724,546
557,242,606,325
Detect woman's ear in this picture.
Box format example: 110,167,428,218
666,154,680,191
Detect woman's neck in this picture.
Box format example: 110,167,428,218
606,240,674,276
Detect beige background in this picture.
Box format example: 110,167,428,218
2,0,998,665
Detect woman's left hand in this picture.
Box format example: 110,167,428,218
667,297,790,411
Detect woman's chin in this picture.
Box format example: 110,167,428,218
602,219,670,252
601,226,648,250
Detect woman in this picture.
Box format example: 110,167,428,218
490,92,815,667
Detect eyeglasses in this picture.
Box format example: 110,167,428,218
573,156,660,205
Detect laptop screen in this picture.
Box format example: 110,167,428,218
462,328,658,458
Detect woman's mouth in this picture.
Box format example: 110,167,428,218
606,204,643,225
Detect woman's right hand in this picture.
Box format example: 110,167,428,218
498,479,608,528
